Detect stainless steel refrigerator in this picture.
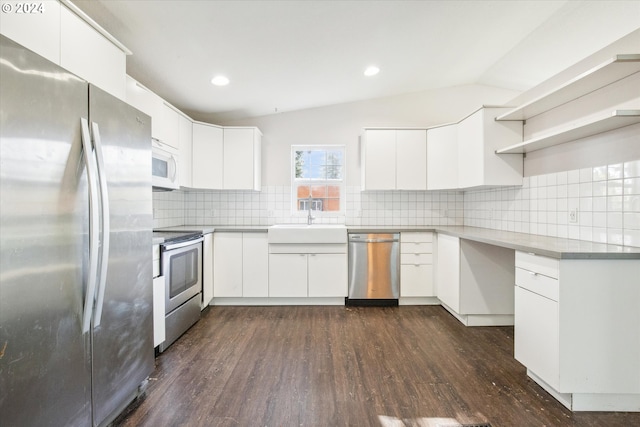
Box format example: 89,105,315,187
0,34,154,426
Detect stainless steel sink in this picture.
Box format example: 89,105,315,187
268,224,347,244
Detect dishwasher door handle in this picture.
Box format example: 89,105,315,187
351,239,398,243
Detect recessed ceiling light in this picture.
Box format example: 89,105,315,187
211,75,230,86
364,66,380,77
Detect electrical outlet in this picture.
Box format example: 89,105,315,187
569,209,578,224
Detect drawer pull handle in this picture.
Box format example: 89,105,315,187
528,271,538,276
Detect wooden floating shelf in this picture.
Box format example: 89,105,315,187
496,54,640,121
496,110,640,154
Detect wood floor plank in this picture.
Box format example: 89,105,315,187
112,306,640,427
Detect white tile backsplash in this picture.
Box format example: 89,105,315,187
152,158,640,247
464,158,640,247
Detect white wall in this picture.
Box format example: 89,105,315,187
219,84,521,186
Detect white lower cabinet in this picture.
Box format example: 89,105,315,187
213,233,243,297
201,233,214,308
242,233,269,297
400,232,434,298
514,286,559,389
308,254,348,297
213,232,268,298
513,251,640,411
152,244,165,347
269,254,308,297
436,234,514,326
268,245,348,298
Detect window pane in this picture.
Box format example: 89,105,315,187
326,198,340,211
324,165,342,179
295,151,308,179
292,146,344,213
327,151,342,166
310,185,326,198
309,151,325,179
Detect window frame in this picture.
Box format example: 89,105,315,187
290,145,346,217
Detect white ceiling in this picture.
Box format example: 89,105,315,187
72,1,640,123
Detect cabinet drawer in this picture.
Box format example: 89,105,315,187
400,264,434,297
516,251,559,279
401,242,433,254
516,267,559,302
401,232,433,243
401,253,433,265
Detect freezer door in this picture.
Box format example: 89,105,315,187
88,85,154,426
0,35,92,426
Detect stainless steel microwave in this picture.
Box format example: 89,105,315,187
152,139,179,190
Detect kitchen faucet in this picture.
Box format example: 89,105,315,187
307,195,315,225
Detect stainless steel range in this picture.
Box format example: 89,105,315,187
154,231,204,352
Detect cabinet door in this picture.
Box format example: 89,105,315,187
201,233,214,308
178,115,193,188
514,286,559,390
213,233,243,297
0,0,61,65
153,276,166,347
269,254,307,297
60,6,126,99
436,234,460,311
308,253,348,297
457,109,484,189
223,128,255,190
157,103,180,148
427,125,458,190
192,123,223,189
396,130,427,190
401,264,434,297
362,130,396,190
242,233,269,297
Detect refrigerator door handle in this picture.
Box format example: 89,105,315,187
91,121,110,327
80,118,99,334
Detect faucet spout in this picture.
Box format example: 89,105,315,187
307,195,315,225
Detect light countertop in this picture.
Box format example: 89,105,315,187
153,224,640,259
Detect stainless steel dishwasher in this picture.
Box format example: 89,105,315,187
347,233,400,305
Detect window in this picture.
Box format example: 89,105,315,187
292,146,345,215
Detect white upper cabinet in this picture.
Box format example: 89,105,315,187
1,2,128,99
60,6,127,100
223,127,262,191
192,122,224,189
157,103,181,148
396,130,427,190
361,130,396,190
427,124,458,190
361,129,427,191
0,0,61,64
178,115,193,188
125,76,182,148
457,107,523,189
192,124,261,191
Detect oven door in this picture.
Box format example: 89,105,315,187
161,238,203,314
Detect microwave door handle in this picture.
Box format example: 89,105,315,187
170,155,177,182
91,121,110,327
80,118,99,334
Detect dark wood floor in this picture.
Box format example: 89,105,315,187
112,306,640,427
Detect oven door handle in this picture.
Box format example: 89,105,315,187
161,236,204,251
